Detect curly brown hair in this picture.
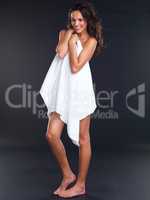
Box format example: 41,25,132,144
66,1,105,57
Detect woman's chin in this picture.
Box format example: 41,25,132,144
74,29,82,34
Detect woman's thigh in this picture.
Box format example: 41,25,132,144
46,112,65,138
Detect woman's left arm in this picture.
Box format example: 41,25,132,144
68,35,97,73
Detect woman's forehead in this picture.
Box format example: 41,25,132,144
70,10,83,19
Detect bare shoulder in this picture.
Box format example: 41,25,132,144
78,36,97,62
86,37,97,47
81,37,97,55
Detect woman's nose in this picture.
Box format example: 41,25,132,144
75,21,79,26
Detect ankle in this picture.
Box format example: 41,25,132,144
75,180,85,188
63,171,75,179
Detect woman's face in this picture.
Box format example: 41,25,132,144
70,10,87,33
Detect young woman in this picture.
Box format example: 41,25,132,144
40,1,104,198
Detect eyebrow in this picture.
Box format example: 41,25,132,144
71,17,83,20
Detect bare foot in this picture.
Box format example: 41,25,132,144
58,183,86,198
53,174,76,195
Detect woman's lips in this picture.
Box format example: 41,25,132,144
75,28,80,31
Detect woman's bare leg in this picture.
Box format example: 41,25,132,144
58,115,91,198
46,112,76,194
76,115,91,187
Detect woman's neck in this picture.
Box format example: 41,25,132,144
78,30,89,40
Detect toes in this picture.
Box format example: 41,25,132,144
58,186,86,198
53,185,66,195
58,189,73,197
53,175,77,196
53,190,59,195
59,191,86,198
53,187,61,195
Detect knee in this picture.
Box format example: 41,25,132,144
79,131,90,145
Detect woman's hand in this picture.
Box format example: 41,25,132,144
69,33,79,44
67,28,74,35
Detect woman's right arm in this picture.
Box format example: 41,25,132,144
56,29,74,59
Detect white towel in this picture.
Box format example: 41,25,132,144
39,39,97,147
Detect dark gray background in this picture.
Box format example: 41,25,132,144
1,1,150,200
1,0,150,151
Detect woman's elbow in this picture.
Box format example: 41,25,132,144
57,50,67,59
58,52,66,59
71,65,78,73
56,47,68,59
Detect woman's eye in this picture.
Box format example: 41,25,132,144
71,19,82,21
